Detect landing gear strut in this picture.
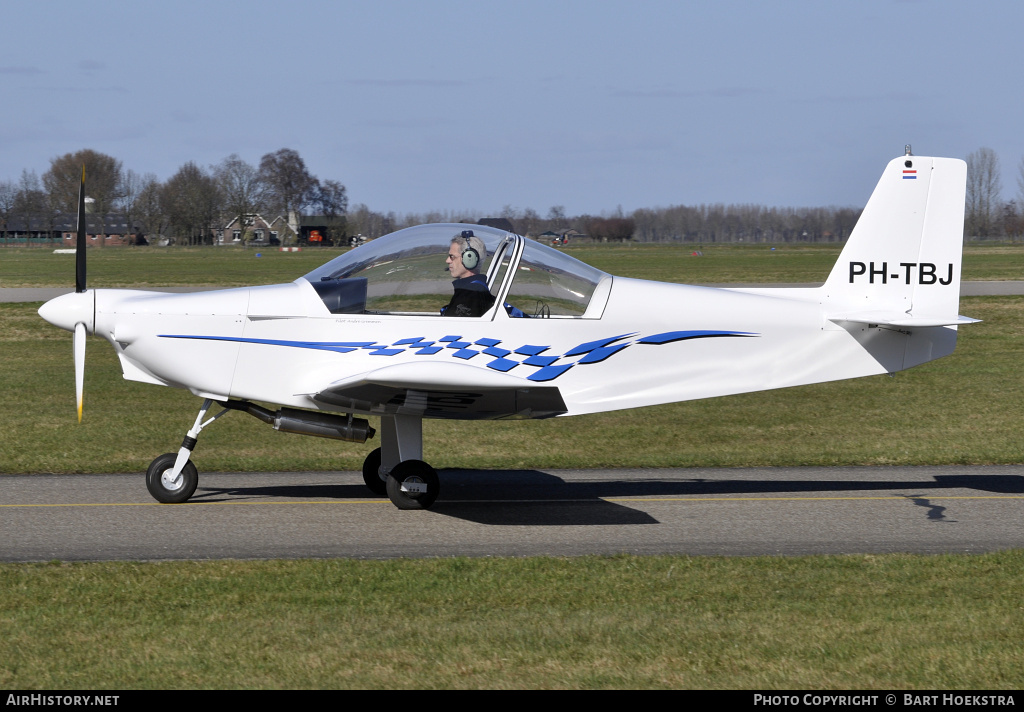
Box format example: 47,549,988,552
145,399,227,504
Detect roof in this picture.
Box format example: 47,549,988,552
4,213,141,233
477,217,515,233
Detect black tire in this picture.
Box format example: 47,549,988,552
146,453,198,504
386,459,440,510
361,448,387,496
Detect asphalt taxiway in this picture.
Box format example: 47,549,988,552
2,465,1022,562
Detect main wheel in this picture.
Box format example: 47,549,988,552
146,453,198,504
361,448,386,496
386,459,440,510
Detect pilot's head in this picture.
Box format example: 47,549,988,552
447,230,485,279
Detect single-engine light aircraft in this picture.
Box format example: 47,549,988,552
39,151,978,509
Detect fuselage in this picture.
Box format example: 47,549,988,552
41,273,945,420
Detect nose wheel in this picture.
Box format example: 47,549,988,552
146,453,199,503
385,460,440,510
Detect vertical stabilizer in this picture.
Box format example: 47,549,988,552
823,155,968,324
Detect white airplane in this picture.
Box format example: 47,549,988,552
39,151,978,509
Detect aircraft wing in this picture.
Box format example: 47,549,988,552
307,361,567,420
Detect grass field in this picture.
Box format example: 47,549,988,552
2,241,1024,288
2,553,1023,689
1,244,1022,690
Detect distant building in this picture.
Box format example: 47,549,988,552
218,214,286,246
477,217,515,233
297,215,347,246
1,213,145,246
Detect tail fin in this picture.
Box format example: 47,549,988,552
823,154,976,327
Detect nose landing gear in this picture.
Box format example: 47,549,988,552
145,453,199,503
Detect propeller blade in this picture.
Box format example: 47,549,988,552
74,321,86,423
75,165,86,293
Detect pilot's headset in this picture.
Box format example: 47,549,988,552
459,230,481,271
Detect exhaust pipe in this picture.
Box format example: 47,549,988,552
219,400,375,443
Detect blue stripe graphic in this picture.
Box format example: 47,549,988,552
159,329,758,382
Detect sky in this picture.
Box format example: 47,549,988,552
2,0,1023,218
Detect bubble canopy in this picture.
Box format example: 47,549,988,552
301,223,609,317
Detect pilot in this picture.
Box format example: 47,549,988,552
441,231,495,317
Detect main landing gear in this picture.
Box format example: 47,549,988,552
145,401,440,510
361,414,440,510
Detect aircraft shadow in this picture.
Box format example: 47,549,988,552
193,483,372,502
192,470,1024,527
428,470,1024,525
191,478,657,526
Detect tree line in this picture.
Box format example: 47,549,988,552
2,146,1021,245
964,147,1024,240
0,148,347,246
311,147,1024,244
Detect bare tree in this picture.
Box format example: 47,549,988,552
43,149,123,214
43,150,124,248
1001,201,1023,242
118,169,159,245
258,148,317,222
1006,156,1024,242
347,203,395,239
547,205,567,228
10,170,50,241
14,169,46,215
133,175,166,243
312,179,349,244
0,179,15,243
314,179,346,215
160,162,221,245
518,207,543,236
1017,156,1024,219
214,154,267,245
965,147,1002,238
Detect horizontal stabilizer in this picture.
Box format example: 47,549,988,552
828,311,981,327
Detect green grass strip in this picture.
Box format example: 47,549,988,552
1,553,1022,689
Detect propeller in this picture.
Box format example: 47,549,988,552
36,164,94,422
75,322,86,422
76,165,86,293
74,166,87,422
